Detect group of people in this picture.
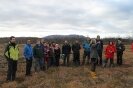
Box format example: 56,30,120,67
4,35,127,81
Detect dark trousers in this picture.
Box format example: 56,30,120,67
73,52,80,66
63,54,70,66
26,58,32,75
117,52,123,65
7,59,17,81
49,57,55,67
55,55,60,66
91,58,97,72
82,51,90,65
34,58,44,72
104,58,114,67
97,50,103,65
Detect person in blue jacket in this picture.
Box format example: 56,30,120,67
82,38,91,65
23,40,33,76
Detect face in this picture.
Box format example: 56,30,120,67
44,43,47,46
47,44,49,47
27,40,31,44
53,43,56,45
97,35,100,40
55,44,59,48
37,40,40,45
76,40,78,43
109,42,113,45
118,40,122,44
41,39,44,43
65,41,68,44
10,38,16,43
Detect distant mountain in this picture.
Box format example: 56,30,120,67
44,34,87,43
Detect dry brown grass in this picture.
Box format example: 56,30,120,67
0,45,133,88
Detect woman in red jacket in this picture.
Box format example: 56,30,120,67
103,41,116,67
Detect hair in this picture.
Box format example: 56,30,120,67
108,41,114,44
10,36,15,40
97,35,100,38
43,41,46,44
49,43,52,46
118,38,122,41
91,39,96,44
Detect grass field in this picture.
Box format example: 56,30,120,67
0,44,133,88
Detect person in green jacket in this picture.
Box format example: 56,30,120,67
33,40,45,72
4,36,19,81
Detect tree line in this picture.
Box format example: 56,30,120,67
0,35,132,44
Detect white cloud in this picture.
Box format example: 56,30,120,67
0,0,133,38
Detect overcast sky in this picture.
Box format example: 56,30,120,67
0,0,133,38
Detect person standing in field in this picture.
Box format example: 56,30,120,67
116,39,125,66
90,39,98,79
62,40,71,66
131,42,133,52
4,36,19,81
82,37,91,65
54,44,61,67
33,40,45,72
23,40,33,76
103,41,116,67
96,35,103,66
48,43,54,67
43,42,50,70
72,40,81,66
52,42,56,66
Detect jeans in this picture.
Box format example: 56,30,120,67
63,54,70,66
34,58,44,72
82,51,90,65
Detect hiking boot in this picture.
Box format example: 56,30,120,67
90,71,97,79
90,71,96,76
92,75,98,79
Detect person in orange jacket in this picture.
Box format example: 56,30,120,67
131,42,133,52
103,41,116,67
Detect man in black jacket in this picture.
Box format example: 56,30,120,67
72,40,81,66
96,35,103,66
33,40,45,72
116,39,125,66
62,41,71,66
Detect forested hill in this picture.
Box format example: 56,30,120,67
44,35,86,43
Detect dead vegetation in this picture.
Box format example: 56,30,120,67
0,45,133,88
